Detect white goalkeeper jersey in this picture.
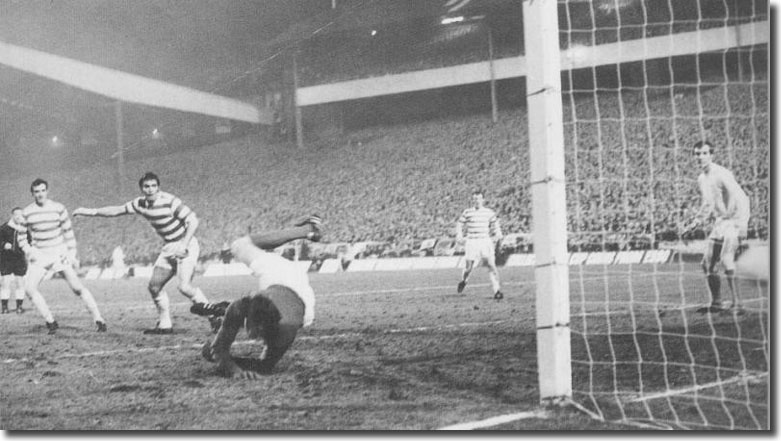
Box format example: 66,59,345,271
698,163,750,226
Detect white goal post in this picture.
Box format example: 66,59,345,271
523,0,573,406
524,0,769,429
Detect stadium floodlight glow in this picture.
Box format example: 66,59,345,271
441,16,465,25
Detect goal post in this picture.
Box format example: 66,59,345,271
522,0,573,405
523,0,770,429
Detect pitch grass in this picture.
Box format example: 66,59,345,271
0,264,769,430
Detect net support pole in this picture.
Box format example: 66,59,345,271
488,26,498,124
522,0,572,405
114,100,126,191
293,52,304,149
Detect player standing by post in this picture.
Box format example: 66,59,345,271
691,140,751,313
0,207,29,314
455,189,504,300
191,215,322,379
74,172,216,334
19,179,107,334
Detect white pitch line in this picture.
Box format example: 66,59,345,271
437,409,550,430
627,372,769,403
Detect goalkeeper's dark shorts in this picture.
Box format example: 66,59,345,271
240,285,303,373
263,284,305,350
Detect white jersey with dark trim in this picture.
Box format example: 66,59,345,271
698,163,750,225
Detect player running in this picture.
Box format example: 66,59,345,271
191,215,322,379
19,179,107,334
691,140,751,313
455,189,504,299
0,207,30,314
73,172,215,334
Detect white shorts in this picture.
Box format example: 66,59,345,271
29,245,73,273
464,238,496,262
231,237,315,327
705,219,743,272
708,218,744,241
154,237,200,271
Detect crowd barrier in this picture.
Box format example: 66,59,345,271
81,250,675,280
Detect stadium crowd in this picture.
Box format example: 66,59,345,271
0,79,767,266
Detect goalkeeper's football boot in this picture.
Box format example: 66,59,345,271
303,214,324,242
190,301,230,317
294,214,322,228
457,281,467,294
96,321,108,332
46,320,59,335
494,291,504,300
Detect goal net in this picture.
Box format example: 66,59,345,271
530,0,769,430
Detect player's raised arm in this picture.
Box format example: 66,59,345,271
73,204,130,217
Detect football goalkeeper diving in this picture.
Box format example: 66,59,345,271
191,215,322,379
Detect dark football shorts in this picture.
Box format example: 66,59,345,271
263,284,305,349
0,254,27,276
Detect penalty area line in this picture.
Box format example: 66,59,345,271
437,409,550,430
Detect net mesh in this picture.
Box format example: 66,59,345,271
557,0,769,429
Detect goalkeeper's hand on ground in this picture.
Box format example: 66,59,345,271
201,342,215,362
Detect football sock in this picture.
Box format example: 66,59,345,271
724,269,738,304
154,291,173,329
27,289,55,323
15,299,23,308
707,274,722,306
250,226,312,251
78,288,104,322
190,287,209,304
489,271,501,294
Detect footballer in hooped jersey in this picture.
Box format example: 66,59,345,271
19,178,108,334
74,172,220,334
